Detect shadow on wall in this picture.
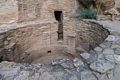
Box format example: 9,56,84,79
77,0,96,9
75,0,97,19
76,9,97,19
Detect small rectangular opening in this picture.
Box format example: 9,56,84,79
54,11,63,40
47,50,51,53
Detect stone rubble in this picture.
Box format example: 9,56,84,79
80,53,90,60
81,71,97,80
90,61,114,73
103,48,114,55
94,46,103,52
105,35,116,42
73,58,84,68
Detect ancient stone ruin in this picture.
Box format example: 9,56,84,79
18,0,79,22
0,0,109,64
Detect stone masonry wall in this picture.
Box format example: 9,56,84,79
18,0,79,22
0,0,18,24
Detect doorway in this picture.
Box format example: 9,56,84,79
54,11,63,40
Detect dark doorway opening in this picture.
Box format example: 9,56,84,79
54,11,63,40
47,50,51,53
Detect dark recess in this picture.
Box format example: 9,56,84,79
54,11,63,40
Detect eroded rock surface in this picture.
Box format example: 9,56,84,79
0,0,18,24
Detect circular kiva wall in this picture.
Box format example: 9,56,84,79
0,20,110,64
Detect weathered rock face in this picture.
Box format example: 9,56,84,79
76,0,120,20
95,0,120,20
115,0,120,12
0,0,18,24
96,0,115,12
